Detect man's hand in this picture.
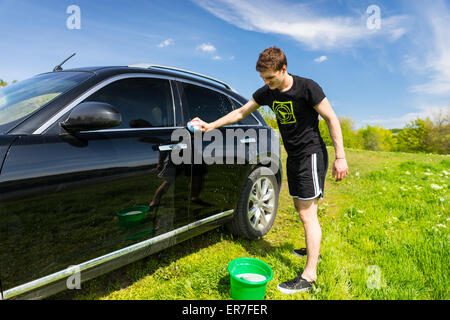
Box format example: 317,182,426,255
190,117,213,132
332,158,348,181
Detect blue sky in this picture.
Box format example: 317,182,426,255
0,0,449,128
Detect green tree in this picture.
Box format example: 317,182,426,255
318,118,332,146
358,125,396,152
428,108,450,154
396,109,450,154
319,116,363,149
396,118,434,153
340,116,363,149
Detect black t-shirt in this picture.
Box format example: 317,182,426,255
252,74,326,157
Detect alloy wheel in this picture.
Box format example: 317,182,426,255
247,177,275,232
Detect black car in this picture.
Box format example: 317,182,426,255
0,63,282,299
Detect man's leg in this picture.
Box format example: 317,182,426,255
277,152,326,294
293,197,321,283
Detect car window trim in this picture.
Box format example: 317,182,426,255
80,126,185,133
175,78,262,127
33,74,178,135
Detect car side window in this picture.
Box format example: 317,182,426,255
83,78,174,129
180,83,234,123
231,99,259,125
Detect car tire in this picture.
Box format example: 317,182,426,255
226,166,279,240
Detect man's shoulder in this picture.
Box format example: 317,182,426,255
292,74,317,85
253,84,270,94
252,84,271,106
252,84,271,99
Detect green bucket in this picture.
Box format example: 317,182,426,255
228,257,273,300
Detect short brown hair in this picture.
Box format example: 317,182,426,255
256,46,287,72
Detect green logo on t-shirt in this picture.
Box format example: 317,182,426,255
273,101,296,124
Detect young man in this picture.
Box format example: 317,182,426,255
191,46,348,293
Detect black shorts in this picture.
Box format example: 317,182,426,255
286,149,328,200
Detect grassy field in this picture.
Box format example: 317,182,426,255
51,147,449,300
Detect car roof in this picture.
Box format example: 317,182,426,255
47,65,249,104
59,65,236,92
6,66,263,135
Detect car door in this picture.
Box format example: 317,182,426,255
176,81,252,222
0,76,191,292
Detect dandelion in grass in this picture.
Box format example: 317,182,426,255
405,171,411,175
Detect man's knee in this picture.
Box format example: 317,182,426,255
293,198,318,222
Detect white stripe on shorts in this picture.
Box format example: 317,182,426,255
312,153,321,197
291,153,323,200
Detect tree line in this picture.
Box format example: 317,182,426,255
260,107,450,155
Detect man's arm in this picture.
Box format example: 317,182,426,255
313,97,348,181
191,98,260,132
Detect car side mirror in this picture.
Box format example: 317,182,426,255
60,101,122,133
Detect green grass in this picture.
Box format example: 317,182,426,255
50,148,449,300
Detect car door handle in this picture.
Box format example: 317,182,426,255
240,138,256,144
158,143,188,151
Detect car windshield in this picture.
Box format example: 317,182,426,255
0,71,93,133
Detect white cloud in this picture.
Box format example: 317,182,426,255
407,1,450,95
157,38,173,48
314,55,328,63
196,43,225,60
197,43,216,53
192,0,410,50
361,104,450,129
